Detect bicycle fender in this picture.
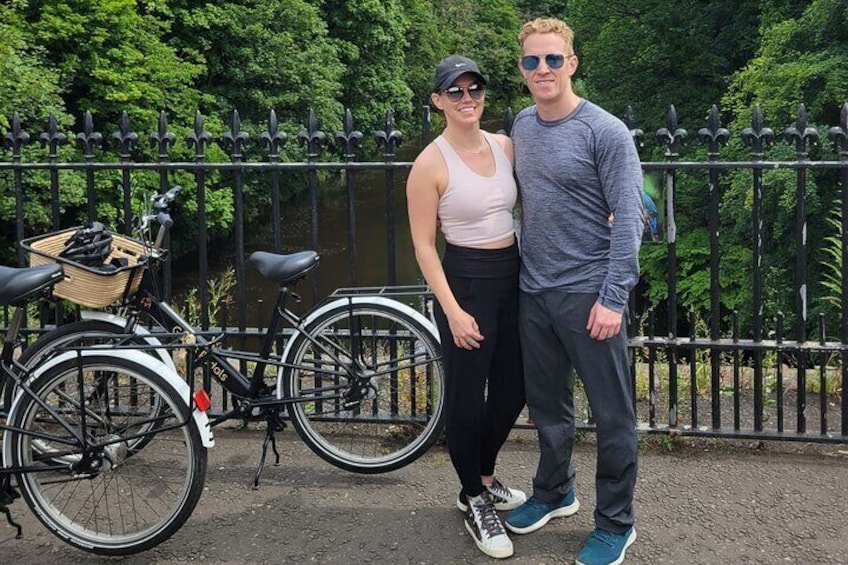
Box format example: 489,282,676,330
80,310,176,371
4,350,213,466
276,296,440,398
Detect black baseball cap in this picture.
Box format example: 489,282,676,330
433,55,487,92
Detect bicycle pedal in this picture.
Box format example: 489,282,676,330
0,484,20,504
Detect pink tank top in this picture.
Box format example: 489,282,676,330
434,132,517,247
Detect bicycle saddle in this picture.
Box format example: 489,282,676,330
248,251,319,285
0,263,64,306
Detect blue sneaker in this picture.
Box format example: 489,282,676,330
576,527,636,565
504,490,580,534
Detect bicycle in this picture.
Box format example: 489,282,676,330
15,187,446,487
0,262,213,555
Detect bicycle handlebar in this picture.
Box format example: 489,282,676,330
154,185,182,210
139,185,181,256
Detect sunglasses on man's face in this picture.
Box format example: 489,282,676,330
520,53,568,71
441,83,486,102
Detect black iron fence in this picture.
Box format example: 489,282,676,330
2,102,848,443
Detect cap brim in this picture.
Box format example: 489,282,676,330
436,70,487,92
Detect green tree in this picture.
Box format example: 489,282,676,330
398,0,451,109
171,0,344,133
515,0,569,19
724,0,848,127
0,2,67,130
567,0,761,134
720,0,848,334
430,0,524,114
313,0,413,134
21,0,204,127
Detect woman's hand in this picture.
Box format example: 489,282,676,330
447,308,484,350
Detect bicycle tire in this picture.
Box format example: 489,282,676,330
16,318,173,370
8,354,207,556
8,320,172,453
283,301,445,473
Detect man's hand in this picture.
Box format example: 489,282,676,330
587,301,622,341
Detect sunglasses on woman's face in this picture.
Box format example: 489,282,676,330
520,53,568,71
442,83,486,102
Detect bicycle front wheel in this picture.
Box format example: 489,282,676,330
283,301,445,473
8,355,206,556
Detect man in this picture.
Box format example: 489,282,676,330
504,17,644,565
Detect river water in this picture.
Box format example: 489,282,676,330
171,163,423,327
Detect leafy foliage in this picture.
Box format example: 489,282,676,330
3,0,848,340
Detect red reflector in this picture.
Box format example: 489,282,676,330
193,389,212,412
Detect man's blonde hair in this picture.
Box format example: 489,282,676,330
518,18,574,53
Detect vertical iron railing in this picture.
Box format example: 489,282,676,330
297,109,326,303
741,106,773,431
151,111,175,301
188,111,212,331
828,104,848,436
698,105,729,430
336,109,362,286
374,110,402,286
657,106,686,428
785,104,818,434
2,102,848,443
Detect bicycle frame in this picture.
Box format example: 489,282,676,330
127,272,353,413
119,270,440,427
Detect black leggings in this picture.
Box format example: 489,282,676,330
435,242,525,497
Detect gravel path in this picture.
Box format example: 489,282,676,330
2,428,847,564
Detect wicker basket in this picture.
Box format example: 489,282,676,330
22,228,149,308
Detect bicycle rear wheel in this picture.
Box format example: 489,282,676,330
283,301,445,473
8,320,172,453
8,355,206,555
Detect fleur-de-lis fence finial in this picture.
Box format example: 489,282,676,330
656,105,687,157
223,109,249,160
112,111,138,158
4,112,31,157
827,102,848,158
260,109,288,159
374,108,403,158
335,109,362,160
39,112,67,157
698,105,730,159
784,103,819,158
76,111,102,158
297,108,326,159
149,110,175,159
186,111,212,159
624,106,644,149
740,105,774,158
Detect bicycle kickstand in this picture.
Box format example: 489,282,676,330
1,505,22,539
252,416,284,490
1,479,22,539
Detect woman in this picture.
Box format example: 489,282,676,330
406,54,526,560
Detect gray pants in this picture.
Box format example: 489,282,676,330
519,290,637,533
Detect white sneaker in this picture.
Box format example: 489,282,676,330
457,478,527,512
464,492,514,559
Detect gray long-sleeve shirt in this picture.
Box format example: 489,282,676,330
512,99,644,312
